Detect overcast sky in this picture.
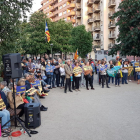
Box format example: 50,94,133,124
27,0,42,20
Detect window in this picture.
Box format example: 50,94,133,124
47,7,49,10
63,11,66,14
64,18,67,21
47,13,49,16
67,9,70,13
59,0,62,2
59,6,62,9
47,1,49,3
44,9,46,11
59,12,62,16
63,3,66,7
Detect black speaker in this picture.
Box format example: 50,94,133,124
24,103,41,129
2,53,22,78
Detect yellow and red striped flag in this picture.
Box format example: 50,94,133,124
74,49,78,60
45,22,50,42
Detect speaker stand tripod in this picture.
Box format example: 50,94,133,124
2,79,31,137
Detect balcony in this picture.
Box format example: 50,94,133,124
93,45,101,49
93,15,100,22
87,9,93,15
76,0,81,3
93,34,100,41
87,0,93,6
70,11,76,16
76,5,81,10
68,3,75,10
108,0,116,8
108,33,115,39
93,0,100,4
88,18,94,24
108,43,115,49
93,5,100,13
76,22,81,26
108,11,115,18
76,14,81,18
108,22,116,29
67,18,76,23
88,28,93,32
93,26,100,32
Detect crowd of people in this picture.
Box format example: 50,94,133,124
0,55,140,133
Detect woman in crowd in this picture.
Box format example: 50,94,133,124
0,91,12,133
79,61,85,87
73,62,82,91
46,60,54,89
99,60,110,88
115,62,121,87
83,62,94,90
96,60,101,85
122,60,128,84
8,83,25,117
59,64,65,89
108,60,114,84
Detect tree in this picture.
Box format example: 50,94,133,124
0,0,32,56
50,20,73,54
21,12,51,55
69,25,93,58
109,0,140,57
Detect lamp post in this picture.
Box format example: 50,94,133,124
50,43,53,59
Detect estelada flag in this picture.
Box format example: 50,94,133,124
45,22,50,42
74,49,78,60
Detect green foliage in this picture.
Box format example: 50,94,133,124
0,0,32,57
21,12,51,55
20,13,73,55
69,25,93,58
50,20,73,54
109,0,140,57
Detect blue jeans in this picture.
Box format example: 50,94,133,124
56,74,60,87
60,75,65,87
108,76,114,83
47,75,53,88
22,70,27,76
115,74,120,85
122,73,128,84
0,109,11,129
52,74,56,87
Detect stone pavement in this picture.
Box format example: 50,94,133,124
10,75,140,140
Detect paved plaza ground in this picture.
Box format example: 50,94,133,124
10,75,140,140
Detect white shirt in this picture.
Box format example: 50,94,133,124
59,67,65,76
122,64,128,73
35,63,41,69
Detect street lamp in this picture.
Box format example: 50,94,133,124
50,43,53,59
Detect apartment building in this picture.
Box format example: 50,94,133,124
40,0,76,23
40,0,121,59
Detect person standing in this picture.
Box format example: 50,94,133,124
83,62,94,90
73,62,82,91
96,60,101,85
46,60,54,89
99,60,110,88
89,60,95,86
114,62,121,87
27,58,34,73
64,60,73,93
122,60,128,84
79,61,85,87
59,64,65,88
108,60,114,84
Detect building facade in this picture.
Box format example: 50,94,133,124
40,0,121,59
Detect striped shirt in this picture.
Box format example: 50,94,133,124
83,66,93,71
73,66,82,77
0,94,6,110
